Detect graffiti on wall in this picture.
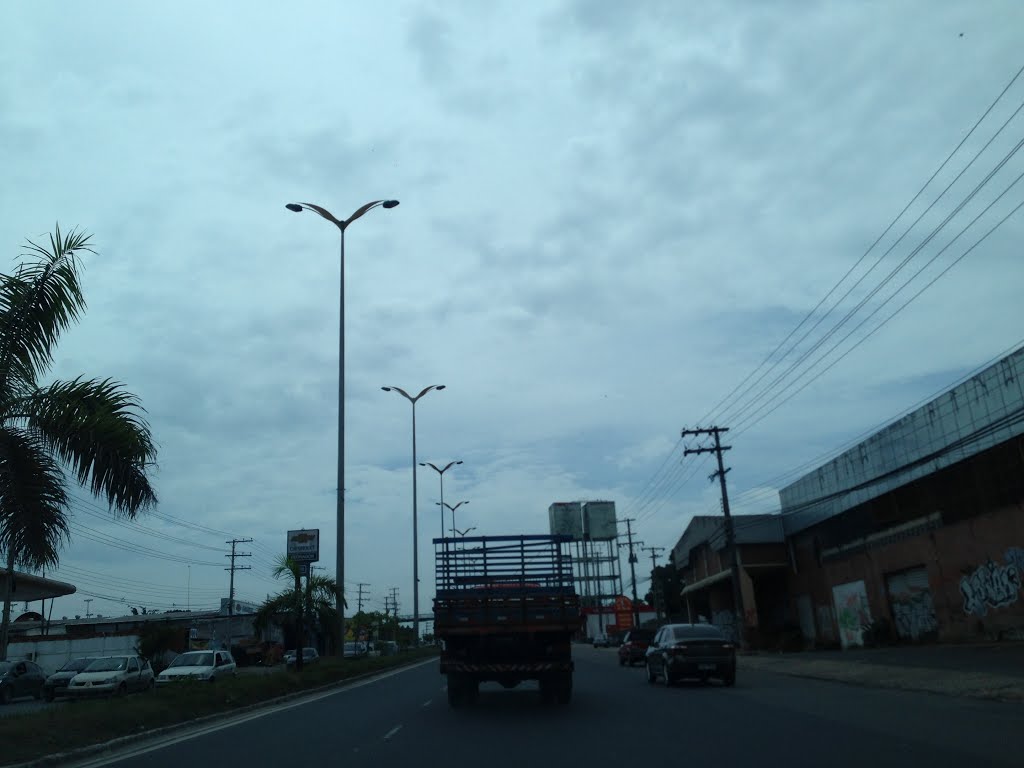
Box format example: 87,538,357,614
886,568,938,641
891,590,938,640
960,548,1024,617
832,580,871,649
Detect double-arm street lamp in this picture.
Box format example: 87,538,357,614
285,198,399,655
450,527,476,537
420,461,463,538
382,385,445,644
438,500,470,534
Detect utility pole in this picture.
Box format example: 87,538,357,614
225,538,253,617
642,546,665,620
357,583,369,614
618,519,641,628
388,586,399,640
683,426,745,646
84,598,93,618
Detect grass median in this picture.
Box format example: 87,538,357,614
2,648,439,767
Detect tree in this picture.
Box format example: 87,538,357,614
253,556,345,670
644,565,684,620
0,226,158,659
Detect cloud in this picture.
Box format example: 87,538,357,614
4,0,1024,622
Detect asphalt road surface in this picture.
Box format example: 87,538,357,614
67,646,1023,768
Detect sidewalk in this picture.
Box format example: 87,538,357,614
739,643,1024,702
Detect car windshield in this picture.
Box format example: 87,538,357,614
84,657,129,672
673,625,726,641
58,658,95,672
170,653,214,667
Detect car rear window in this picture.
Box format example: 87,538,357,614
629,631,654,643
673,625,726,641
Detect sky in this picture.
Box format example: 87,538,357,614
2,1,1023,625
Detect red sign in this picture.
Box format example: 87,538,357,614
614,595,633,630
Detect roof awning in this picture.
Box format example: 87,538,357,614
681,570,732,596
0,570,76,602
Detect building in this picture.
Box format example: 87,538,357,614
671,514,789,644
779,345,1024,647
6,609,267,673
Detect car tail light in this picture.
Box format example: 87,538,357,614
668,643,689,656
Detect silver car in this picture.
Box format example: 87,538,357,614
67,656,155,698
156,650,236,686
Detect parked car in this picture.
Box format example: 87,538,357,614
0,660,45,704
645,623,736,687
377,641,399,657
343,641,368,658
156,650,236,686
284,647,320,667
592,635,613,648
43,657,98,702
66,655,155,698
618,629,655,666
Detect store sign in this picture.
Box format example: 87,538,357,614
287,529,320,563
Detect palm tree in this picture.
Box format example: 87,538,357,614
0,226,158,659
253,556,345,669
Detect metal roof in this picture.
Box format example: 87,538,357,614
0,570,76,602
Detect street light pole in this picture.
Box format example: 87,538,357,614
441,501,470,534
420,461,463,538
286,198,399,655
382,385,445,645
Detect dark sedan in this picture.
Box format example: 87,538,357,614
44,656,98,702
0,660,46,704
618,629,655,666
645,623,736,686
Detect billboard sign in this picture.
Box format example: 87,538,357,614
287,529,320,564
548,502,583,540
583,501,617,540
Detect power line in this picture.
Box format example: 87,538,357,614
725,335,1024,510
732,192,1024,437
724,126,1024,429
702,62,1024,428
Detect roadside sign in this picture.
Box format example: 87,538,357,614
299,563,310,577
287,529,320,563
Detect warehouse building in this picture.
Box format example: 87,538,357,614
779,345,1024,647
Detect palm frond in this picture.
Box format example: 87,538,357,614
271,554,299,581
0,226,93,396
0,427,70,569
10,377,157,516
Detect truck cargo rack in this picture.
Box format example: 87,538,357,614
433,535,580,632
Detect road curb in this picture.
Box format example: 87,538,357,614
6,655,438,768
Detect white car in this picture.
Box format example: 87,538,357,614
67,655,154,698
284,647,320,667
156,650,237,686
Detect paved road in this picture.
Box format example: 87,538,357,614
66,646,1022,768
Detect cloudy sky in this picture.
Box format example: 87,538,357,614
3,1,1023,624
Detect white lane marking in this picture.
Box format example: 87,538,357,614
72,657,437,766
422,699,432,708
383,724,403,741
